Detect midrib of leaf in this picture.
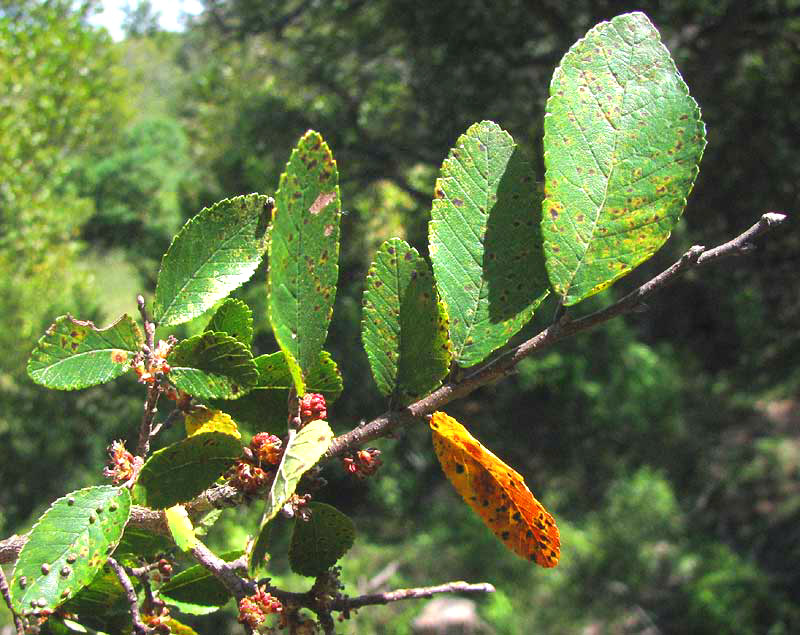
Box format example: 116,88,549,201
559,26,635,297
158,220,256,325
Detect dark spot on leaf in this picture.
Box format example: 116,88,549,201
453,198,464,208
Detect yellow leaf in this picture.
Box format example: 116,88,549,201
429,411,560,567
185,407,241,439
165,504,197,552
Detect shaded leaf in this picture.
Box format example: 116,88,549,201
10,486,131,613
165,505,197,552
134,432,241,509
430,412,560,567
289,502,355,577
27,314,142,390
153,193,271,326
250,420,333,571
541,12,706,305
267,130,341,394
160,551,242,615
362,239,450,404
114,526,171,563
168,331,258,400
204,297,254,347
60,563,130,632
430,121,549,367
211,351,342,432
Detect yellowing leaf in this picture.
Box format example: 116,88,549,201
429,412,560,567
185,407,241,439
165,505,197,552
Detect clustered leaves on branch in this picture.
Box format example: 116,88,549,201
0,12,788,635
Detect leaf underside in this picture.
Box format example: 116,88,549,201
430,412,560,567
430,120,550,368
362,238,451,404
268,130,341,394
541,11,706,306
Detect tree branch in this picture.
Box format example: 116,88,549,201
0,563,24,634
325,212,788,456
107,557,147,635
334,580,495,612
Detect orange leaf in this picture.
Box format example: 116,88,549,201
429,411,560,567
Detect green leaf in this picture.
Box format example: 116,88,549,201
267,130,341,394
160,551,242,615
153,193,271,326
211,351,343,432
362,239,450,404
167,331,258,400
247,523,271,577
60,563,131,632
134,432,241,509
541,12,706,306
114,526,171,562
250,420,333,571
27,314,142,390
289,502,355,577
430,121,550,368
204,298,254,347
10,486,131,614
165,505,197,552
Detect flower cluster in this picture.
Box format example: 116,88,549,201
299,392,327,424
229,432,285,494
142,606,172,634
103,440,142,485
238,588,283,629
132,338,174,384
342,448,382,479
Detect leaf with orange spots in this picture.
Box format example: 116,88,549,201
9,486,131,614
429,121,549,368
267,130,341,394
152,194,271,326
362,238,451,404
541,12,706,306
429,412,560,567
27,314,143,390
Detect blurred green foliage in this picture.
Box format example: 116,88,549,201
2,0,799,632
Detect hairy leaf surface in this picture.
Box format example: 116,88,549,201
430,121,549,367
542,12,706,305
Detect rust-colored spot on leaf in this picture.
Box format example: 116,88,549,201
111,350,128,364
429,412,560,567
309,191,336,215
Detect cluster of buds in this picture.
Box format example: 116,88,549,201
238,588,283,630
342,448,382,479
103,440,142,485
132,338,174,385
148,558,173,584
230,432,285,494
142,606,172,634
299,392,327,425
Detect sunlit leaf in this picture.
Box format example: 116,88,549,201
185,407,241,439
167,331,258,400
362,238,450,404
430,121,549,367
541,12,706,305
153,193,271,326
27,314,142,390
430,412,560,567
267,130,341,393
204,297,254,347
10,486,131,613
165,505,197,552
